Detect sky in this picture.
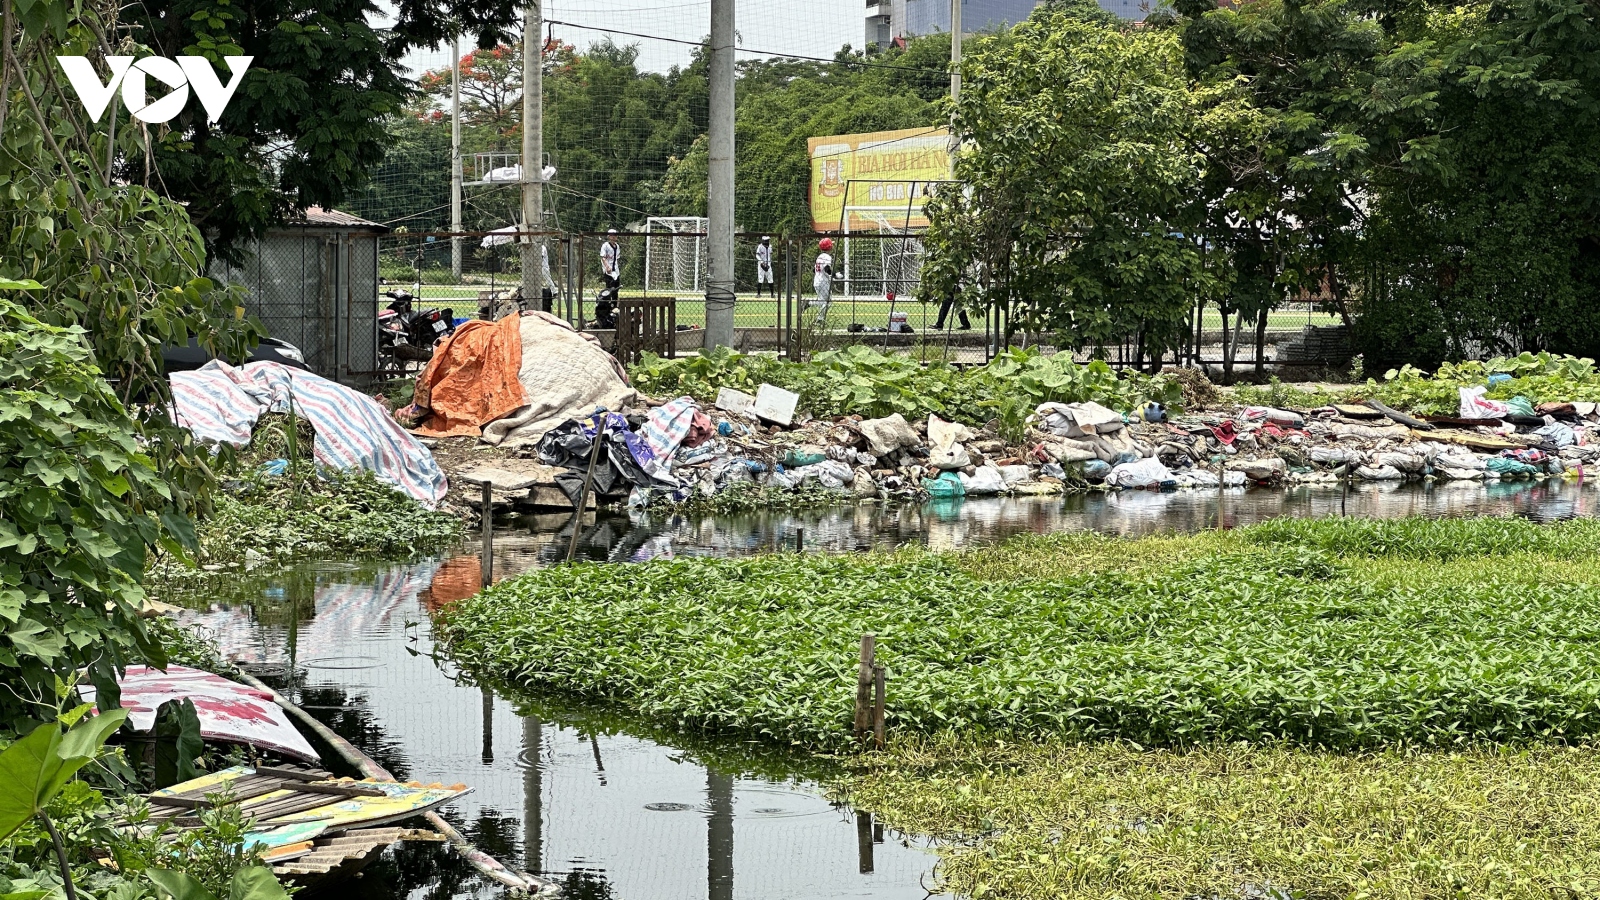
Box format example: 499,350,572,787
399,0,866,77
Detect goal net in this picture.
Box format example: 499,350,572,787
841,208,925,300
644,217,708,295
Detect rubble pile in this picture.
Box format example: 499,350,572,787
515,384,1600,509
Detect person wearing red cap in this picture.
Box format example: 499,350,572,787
812,237,837,318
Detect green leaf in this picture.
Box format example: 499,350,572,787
0,724,62,840
0,278,43,290
147,870,218,900
228,868,291,900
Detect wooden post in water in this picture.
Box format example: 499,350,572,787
480,481,494,585
872,663,886,750
795,527,804,552
854,634,876,741
856,810,874,873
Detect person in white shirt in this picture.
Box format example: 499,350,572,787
599,228,621,291
754,236,774,297
596,229,621,327
812,237,837,319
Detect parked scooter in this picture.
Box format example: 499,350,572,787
379,290,456,363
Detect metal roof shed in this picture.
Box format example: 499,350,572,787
212,207,390,385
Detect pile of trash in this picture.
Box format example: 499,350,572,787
520,379,1600,508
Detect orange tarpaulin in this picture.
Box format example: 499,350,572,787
412,315,527,437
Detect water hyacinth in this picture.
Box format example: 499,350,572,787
437,516,1600,752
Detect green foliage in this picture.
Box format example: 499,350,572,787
849,740,1600,900
923,12,1221,368
0,299,201,730
439,516,1600,752
1362,352,1600,416
147,866,289,900
192,469,461,565
0,707,128,842
668,482,844,516
120,0,525,258
629,346,1181,426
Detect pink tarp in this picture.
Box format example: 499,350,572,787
88,665,319,762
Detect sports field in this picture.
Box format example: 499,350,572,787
389,286,1341,336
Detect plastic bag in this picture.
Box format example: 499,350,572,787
1458,385,1511,419
1506,396,1538,418
927,415,974,470
921,470,966,498
794,460,854,489
784,446,828,467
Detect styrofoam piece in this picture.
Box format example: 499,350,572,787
715,387,756,417
753,383,799,426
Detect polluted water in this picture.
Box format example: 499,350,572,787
175,477,1595,899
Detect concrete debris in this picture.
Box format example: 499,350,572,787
437,378,1600,513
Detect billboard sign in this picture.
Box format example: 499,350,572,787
807,127,950,232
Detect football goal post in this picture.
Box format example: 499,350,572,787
643,217,709,295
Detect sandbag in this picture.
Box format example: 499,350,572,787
960,464,1007,495
922,470,966,498
1106,457,1173,488
1356,464,1405,480
1034,401,1123,438
859,413,920,457
1375,451,1426,473
998,464,1033,485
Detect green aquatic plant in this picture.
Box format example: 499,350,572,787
436,516,1600,752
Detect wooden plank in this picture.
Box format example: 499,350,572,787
291,783,389,799
254,766,334,782
148,796,212,810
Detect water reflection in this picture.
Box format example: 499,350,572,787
473,478,1600,578
173,477,1600,899
179,557,942,900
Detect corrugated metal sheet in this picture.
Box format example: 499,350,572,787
291,206,390,232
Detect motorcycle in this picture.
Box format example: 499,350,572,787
378,290,456,365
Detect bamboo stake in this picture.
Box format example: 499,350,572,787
872,663,886,751
854,634,875,741
480,480,494,586
566,409,608,563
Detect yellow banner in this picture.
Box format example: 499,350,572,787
808,128,950,233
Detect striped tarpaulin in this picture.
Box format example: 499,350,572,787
171,360,448,507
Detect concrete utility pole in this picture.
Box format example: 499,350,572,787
949,0,961,102
451,32,463,280
704,0,736,349
520,1,543,303
948,0,962,178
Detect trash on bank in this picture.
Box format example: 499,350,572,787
83,664,319,762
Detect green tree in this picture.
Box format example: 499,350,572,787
2,0,252,731
119,0,527,260
922,12,1215,368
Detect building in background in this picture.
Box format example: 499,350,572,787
868,0,1157,45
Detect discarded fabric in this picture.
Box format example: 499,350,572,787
171,360,447,506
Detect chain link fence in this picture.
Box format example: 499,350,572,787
211,228,384,383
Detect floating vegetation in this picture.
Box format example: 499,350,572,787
437,516,1600,751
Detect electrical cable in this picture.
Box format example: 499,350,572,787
543,18,952,76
